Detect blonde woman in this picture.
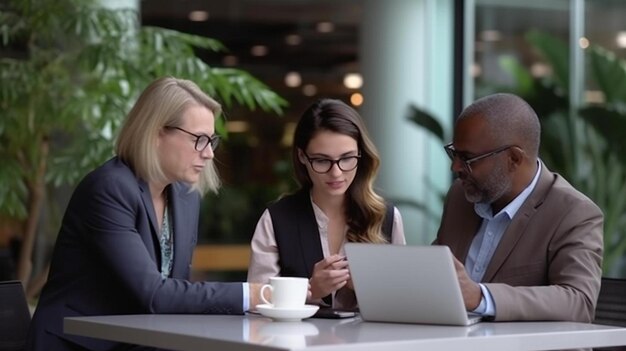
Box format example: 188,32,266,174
248,99,406,310
28,77,263,351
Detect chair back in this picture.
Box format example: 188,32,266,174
595,277,626,327
0,280,31,351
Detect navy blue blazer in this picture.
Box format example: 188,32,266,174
26,157,243,351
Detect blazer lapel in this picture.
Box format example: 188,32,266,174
296,191,324,278
481,206,535,282
293,191,329,303
454,214,482,262
138,179,160,242
482,162,555,282
169,183,192,278
441,184,482,261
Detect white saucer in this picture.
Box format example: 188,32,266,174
256,304,319,322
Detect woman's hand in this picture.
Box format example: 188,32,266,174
345,277,354,291
309,254,350,299
248,283,264,311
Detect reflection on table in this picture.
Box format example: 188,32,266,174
64,313,626,351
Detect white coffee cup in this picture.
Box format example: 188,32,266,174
260,277,308,309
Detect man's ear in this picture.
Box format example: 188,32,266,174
508,146,526,170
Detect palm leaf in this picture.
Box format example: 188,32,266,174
406,104,446,142
526,30,570,92
499,55,534,96
579,106,626,165
588,46,626,105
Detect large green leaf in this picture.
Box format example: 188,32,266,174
499,55,534,96
537,112,574,176
526,30,570,92
406,104,446,142
588,46,626,105
0,0,287,223
579,106,626,165
484,29,626,276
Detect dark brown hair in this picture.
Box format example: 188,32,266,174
292,99,387,243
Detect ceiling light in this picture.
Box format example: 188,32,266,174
617,32,626,48
530,62,550,78
350,93,363,107
281,122,297,147
285,34,302,46
188,11,209,22
343,73,363,89
579,37,590,49
226,121,250,133
316,22,335,33
222,55,238,66
284,72,302,88
250,45,268,57
302,84,317,97
470,63,482,77
480,30,502,42
585,90,605,104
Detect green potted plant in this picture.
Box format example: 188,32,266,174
498,30,626,276
408,30,626,276
0,0,286,295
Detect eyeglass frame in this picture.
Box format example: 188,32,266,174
164,126,220,152
302,151,361,174
443,143,516,173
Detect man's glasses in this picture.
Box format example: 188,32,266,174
443,143,514,173
303,152,360,174
164,126,220,152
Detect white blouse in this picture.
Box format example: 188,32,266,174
247,198,406,309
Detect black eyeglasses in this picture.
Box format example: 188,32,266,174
164,126,220,152
303,152,361,174
444,143,514,174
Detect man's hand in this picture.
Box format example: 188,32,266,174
452,256,482,310
309,254,350,299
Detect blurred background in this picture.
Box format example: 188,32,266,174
2,0,626,295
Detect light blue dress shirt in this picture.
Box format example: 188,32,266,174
467,161,541,316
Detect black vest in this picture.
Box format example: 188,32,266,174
268,189,394,280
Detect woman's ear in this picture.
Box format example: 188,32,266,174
156,128,166,147
297,148,307,165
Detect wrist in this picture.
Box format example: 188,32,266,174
470,283,482,310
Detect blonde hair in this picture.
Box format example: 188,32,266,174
292,99,387,243
116,77,222,194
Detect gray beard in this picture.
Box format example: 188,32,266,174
463,163,511,205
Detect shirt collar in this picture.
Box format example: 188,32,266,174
310,195,329,229
475,160,542,220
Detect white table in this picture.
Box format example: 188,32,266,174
64,314,626,351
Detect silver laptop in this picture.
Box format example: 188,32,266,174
345,243,483,326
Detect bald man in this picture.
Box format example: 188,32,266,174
433,93,603,322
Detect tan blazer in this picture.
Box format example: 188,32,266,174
434,163,603,322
